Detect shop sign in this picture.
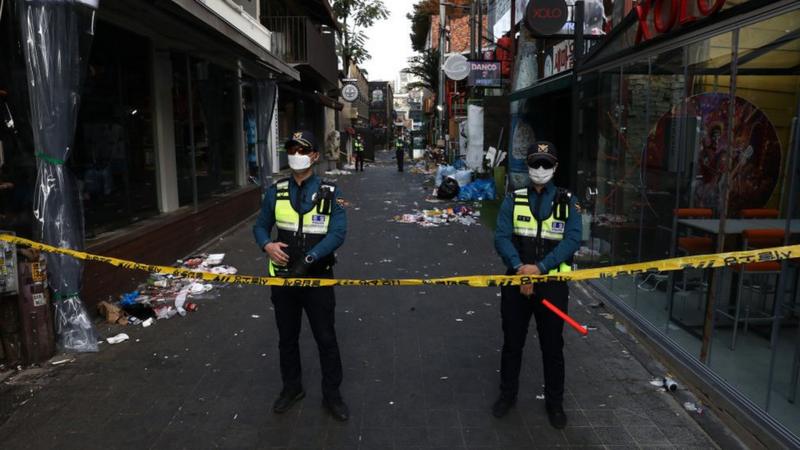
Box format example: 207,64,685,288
342,84,359,102
525,0,568,36
542,40,597,79
636,0,726,43
467,61,502,87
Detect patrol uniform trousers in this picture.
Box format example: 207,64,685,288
396,148,404,172
355,152,364,171
271,276,343,399
500,280,568,407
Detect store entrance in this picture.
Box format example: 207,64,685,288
526,88,573,189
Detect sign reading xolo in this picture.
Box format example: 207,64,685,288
636,0,727,43
525,0,568,36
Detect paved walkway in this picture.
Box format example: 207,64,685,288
0,152,731,449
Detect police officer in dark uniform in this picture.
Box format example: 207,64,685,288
395,134,405,172
353,134,365,172
492,141,582,428
253,131,349,421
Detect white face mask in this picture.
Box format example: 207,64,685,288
529,166,555,185
288,153,313,171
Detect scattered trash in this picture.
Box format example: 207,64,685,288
455,318,464,322
251,315,261,319
51,358,75,366
440,376,449,380
663,377,678,392
325,169,352,176
599,313,615,320
615,322,628,334
393,205,480,228
97,301,128,325
142,317,155,328
536,394,545,400
683,401,703,414
589,301,605,309
106,333,130,345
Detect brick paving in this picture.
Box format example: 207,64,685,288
0,151,731,449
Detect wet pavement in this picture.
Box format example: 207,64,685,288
0,151,734,449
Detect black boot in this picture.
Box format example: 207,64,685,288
492,394,516,418
272,388,305,414
323,395,350,421
546,403,567,429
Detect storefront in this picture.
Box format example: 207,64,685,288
0,0,295,314
574,0,800,446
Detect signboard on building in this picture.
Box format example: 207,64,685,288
635,0,727,43
542,39,597,78
525,0,568,35
467,61,502,87
342,84,359,102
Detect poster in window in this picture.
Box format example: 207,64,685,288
645,93,781,215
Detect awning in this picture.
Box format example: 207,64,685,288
280,84,343,111
508,72,573,102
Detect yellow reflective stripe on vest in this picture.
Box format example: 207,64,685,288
273,181,331,235
512,192,567,242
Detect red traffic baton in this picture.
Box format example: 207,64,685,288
541,299,588,336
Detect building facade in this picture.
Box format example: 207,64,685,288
0,0,299,308
500,0,800,446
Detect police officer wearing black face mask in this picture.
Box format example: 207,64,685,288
253,131,349,421
492,141,582,429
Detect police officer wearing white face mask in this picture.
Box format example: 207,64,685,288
492,141,582,428
253,130,349,421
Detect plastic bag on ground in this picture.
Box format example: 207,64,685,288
452,169,473,187
457,178,497,201
437,177,460,200
435,165,457,187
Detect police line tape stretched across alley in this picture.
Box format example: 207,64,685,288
2,234,799,288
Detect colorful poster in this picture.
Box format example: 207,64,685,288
646,93,782,215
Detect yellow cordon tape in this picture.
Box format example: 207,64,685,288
1,234,798,288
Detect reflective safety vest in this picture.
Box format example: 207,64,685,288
269,178,336,277
395,140,404,150
512,187,573,275
354,141,364,153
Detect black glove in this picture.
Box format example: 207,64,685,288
289,255,313,277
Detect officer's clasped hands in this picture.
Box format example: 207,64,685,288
265,241,290,266
517,263,540,296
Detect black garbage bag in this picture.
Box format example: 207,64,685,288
437,176,460,200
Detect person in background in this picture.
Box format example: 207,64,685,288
353,134,365,172
395,133,405,172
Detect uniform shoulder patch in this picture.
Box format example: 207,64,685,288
273,177,290,188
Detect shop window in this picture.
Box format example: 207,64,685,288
172,55,238,207
71,22,158,238
712,11,800,435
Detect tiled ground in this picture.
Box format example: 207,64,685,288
0,152,728,449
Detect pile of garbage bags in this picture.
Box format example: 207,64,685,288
434,164,496,201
